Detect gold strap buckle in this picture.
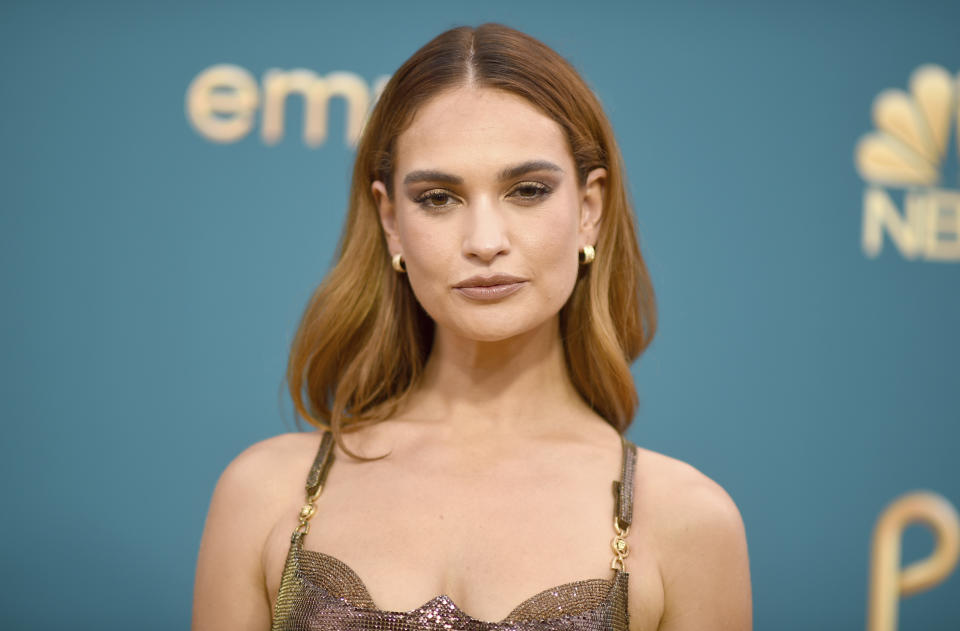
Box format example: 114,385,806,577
610,516,630,571
294,486,324,536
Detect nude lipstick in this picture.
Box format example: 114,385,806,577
453,274,528,301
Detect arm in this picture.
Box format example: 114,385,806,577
192,442,280,631
656,476,752,631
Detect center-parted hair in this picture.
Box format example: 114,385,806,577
287,23,656,456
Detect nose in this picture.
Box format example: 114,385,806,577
461,195,510,262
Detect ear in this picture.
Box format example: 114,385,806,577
371,180,402,256
579,167,606,247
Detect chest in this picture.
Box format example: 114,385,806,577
261,464,664,629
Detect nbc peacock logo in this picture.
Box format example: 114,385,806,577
855,64,960,262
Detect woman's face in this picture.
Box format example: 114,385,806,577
372,86,605,343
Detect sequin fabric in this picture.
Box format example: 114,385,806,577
272,432,638,631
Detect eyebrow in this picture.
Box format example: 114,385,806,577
401,159,564,186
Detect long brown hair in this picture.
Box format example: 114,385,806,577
287,23,656,457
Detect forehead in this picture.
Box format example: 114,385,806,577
394,87,573,178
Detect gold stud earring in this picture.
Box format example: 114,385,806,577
391,253,406,273
580,244,596,265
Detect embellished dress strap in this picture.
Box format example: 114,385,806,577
305,430,336,499
293,429,336,543
273,430,336,631
610,434,638,571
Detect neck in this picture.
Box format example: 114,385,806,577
400,315,588,437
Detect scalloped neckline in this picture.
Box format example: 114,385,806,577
298,546,623,624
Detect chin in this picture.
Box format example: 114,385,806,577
421,293,563,343
444,313,548,343
464,328,527,343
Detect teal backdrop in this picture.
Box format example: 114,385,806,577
2,1,958,629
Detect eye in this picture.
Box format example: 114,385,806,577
509,181,552,202
413,189,457,211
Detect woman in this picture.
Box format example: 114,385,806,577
193,23,752,631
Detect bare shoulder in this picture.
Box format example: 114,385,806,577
225,431,319,482
201,431,325,554
227,430,321,469
193,432,324,631
631,447,752,631
634,448,745,539
209,433,317,511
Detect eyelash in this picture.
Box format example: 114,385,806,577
413,182,552,211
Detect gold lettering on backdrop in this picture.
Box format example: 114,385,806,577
185,64,260,143
867,491,960,631
855,65,960,262
918,189,960,261
862,187,921,259
261,69,371,147
186,65,390,147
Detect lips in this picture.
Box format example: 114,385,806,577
453,274,528,300
454,274,527,288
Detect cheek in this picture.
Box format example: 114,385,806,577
541,220,578,258
524,206,582,297
396,216,454,311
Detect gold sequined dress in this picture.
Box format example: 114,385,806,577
272,430,638,631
